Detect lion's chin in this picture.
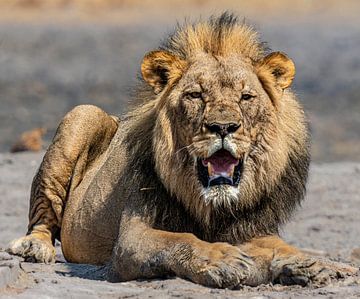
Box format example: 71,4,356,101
201,185,240,207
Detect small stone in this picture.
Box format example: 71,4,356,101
10,128,46,153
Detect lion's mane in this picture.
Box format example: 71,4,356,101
120,13,310,244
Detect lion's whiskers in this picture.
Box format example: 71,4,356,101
175,143,193,156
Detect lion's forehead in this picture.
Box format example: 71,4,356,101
183,54,260,92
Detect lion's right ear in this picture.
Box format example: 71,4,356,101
141,50,186,94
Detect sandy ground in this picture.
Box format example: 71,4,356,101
0,152,360,298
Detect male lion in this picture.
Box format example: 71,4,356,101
8,13,357,288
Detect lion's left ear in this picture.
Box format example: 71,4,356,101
141,50,186,94
256,52,296,89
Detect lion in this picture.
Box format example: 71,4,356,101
7,13,357,288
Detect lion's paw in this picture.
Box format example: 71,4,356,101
189,242,254,289
7,235,55,264
271,255,359,287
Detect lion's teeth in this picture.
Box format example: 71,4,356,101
227,164,235,178
208,162,215,177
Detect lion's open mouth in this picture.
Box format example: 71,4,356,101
197,149,243,187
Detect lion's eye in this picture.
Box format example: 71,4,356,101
188,92,202,99
241,93,254,101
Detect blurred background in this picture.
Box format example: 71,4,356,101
0,0,359,161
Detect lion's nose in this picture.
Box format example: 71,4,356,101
205,122,240,138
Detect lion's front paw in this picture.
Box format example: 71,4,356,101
7,235,55,264
184,242,254,289
271,255,359,287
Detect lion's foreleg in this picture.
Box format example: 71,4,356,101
7,105,118,263
239,236,358,286
109,216,256,289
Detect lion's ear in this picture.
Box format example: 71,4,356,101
141,50,186,94
257,52,295,89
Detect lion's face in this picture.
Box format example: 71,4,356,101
169,53,274,203
142,49,297,210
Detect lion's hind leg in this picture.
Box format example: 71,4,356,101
7,105,118,263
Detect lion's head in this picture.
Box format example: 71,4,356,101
134,13,309,238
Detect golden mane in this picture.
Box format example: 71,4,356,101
161,12,264,61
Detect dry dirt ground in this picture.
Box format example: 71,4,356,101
0,152,360,298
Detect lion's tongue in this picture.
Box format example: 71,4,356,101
203,149,239,177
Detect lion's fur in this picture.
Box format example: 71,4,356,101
118,13,310,243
